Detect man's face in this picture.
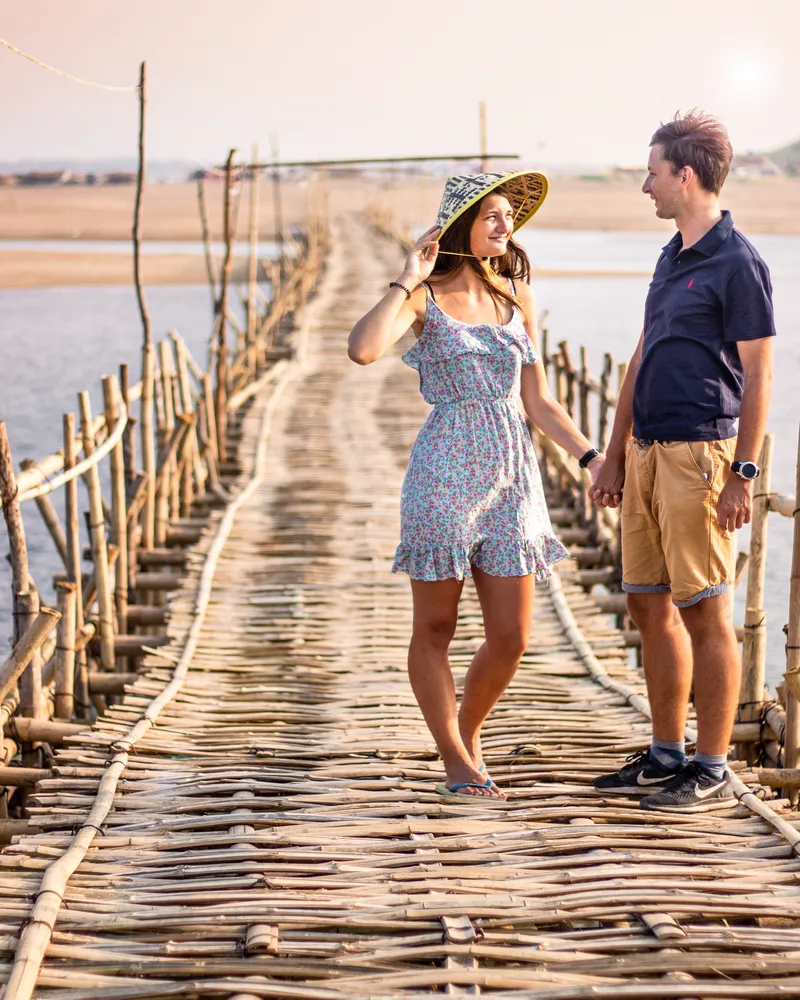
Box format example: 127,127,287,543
642,145,684,220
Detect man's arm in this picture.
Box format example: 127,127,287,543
589,332,644,508
715,337,774,531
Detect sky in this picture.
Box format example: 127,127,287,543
2,1,798,169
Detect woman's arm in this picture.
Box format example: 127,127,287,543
347,226,440,366
516,283,603,477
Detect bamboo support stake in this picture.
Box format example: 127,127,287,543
739,434,773,749
102,376,128,643
78,393,115,674
19,461,68,569
203,373,220,464
784,425,800,773
170,333,201,509
53,581,76,719
15,590,44,720
155,343,176,547
247,143,261,377
140,343,156,552
271,133,285,275
597,352,613,452
559,342,576,418
215,149,237,464
132,61,152,352
63,415,90,719
120,363,136,485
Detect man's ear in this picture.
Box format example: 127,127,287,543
681,165,696,187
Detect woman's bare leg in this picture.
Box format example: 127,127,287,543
408,577,503,797
459,569,535,771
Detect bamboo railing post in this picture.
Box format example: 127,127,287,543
559,342,576,419
214,149,237,465
203,373,220,464
617,361,629,397
784,426,800,775
156,343,176,547
78,393,115,674
53,581,76,719
738,435,773,760
197,176,219,311
0,422,45,720
597,352,613,452
271,133,285,278
579,345,591,441
120,363,136,486
63,415,90,719
102,376,128,644
247,143,261,377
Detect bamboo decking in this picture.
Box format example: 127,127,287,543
3,220,800,998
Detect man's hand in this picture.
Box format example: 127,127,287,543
588,454,625,508
716,475,752,531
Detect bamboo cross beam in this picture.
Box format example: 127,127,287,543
0,609,60,707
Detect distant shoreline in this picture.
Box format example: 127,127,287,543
1,176,798,288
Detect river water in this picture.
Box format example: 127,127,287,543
0,228,797,688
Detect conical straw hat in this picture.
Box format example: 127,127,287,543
435,170,548,238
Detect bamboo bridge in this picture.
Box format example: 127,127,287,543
1,211,800,999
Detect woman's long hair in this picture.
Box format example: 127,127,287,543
429,185,531,320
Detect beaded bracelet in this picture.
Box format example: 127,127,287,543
389,281,413,300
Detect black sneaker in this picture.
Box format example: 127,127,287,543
640,761,735,812
593,749,683,796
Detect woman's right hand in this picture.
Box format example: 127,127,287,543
400,226,441,287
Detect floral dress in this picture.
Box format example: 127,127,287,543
392,290,569,582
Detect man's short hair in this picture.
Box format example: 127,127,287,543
651,111,733,195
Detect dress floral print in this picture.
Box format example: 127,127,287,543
392,293,569,582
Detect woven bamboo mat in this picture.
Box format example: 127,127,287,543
2,220,800,998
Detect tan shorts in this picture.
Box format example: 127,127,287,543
621,438,736,608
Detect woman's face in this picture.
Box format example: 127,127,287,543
470,194,514,258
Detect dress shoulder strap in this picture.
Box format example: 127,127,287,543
507,277,517,296
421,280,436,302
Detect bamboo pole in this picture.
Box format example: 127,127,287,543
14,590,44,720
140,343,156,553
102,376,128,644
170,332,201,509
247,144,260,377
739,435,773,751
578,345,591,441
53,581,76,719
63,415,90,720
215,149,237,465
0,609,60,708
784,426,800,774
197,176,219,311
271,133,284,275
78,393,115,674
132,61,152,351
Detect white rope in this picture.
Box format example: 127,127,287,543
0,37,138,91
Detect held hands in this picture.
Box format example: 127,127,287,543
399,226,441,287
587,454,624,508
716,475,752,531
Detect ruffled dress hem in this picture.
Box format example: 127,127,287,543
392,534,569,583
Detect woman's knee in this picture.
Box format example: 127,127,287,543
485,628,528,663
412,613,459,649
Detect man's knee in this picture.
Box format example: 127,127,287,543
627,592,681,633
679,592,734,640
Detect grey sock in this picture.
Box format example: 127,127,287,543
650,739,686,770
693,752,728,781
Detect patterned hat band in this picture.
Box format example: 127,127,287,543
435,170,549,241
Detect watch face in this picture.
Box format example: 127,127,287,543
740,462,758,479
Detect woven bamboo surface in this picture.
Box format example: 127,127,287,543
2,220,800,998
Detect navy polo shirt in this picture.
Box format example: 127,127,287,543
633,210,776,442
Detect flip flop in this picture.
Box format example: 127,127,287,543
435,777,502,798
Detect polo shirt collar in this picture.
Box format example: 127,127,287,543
662,209,734,258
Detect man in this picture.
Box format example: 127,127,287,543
591,111,775,812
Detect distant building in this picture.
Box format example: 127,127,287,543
18,170,72,186
731,153,783,178
100,171,137,185
0,174,18,187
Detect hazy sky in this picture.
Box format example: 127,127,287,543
3,1,798,167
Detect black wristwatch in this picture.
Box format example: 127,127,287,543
578,448,600,469
731,460,760,481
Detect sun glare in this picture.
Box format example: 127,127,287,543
727,56,771,97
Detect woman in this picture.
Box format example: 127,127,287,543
348,172,604,798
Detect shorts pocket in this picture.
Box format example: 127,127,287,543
684,441,714,491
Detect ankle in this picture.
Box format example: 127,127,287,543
650,738,686,770
693,751,728,781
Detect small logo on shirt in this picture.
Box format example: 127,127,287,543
687,278,695,288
